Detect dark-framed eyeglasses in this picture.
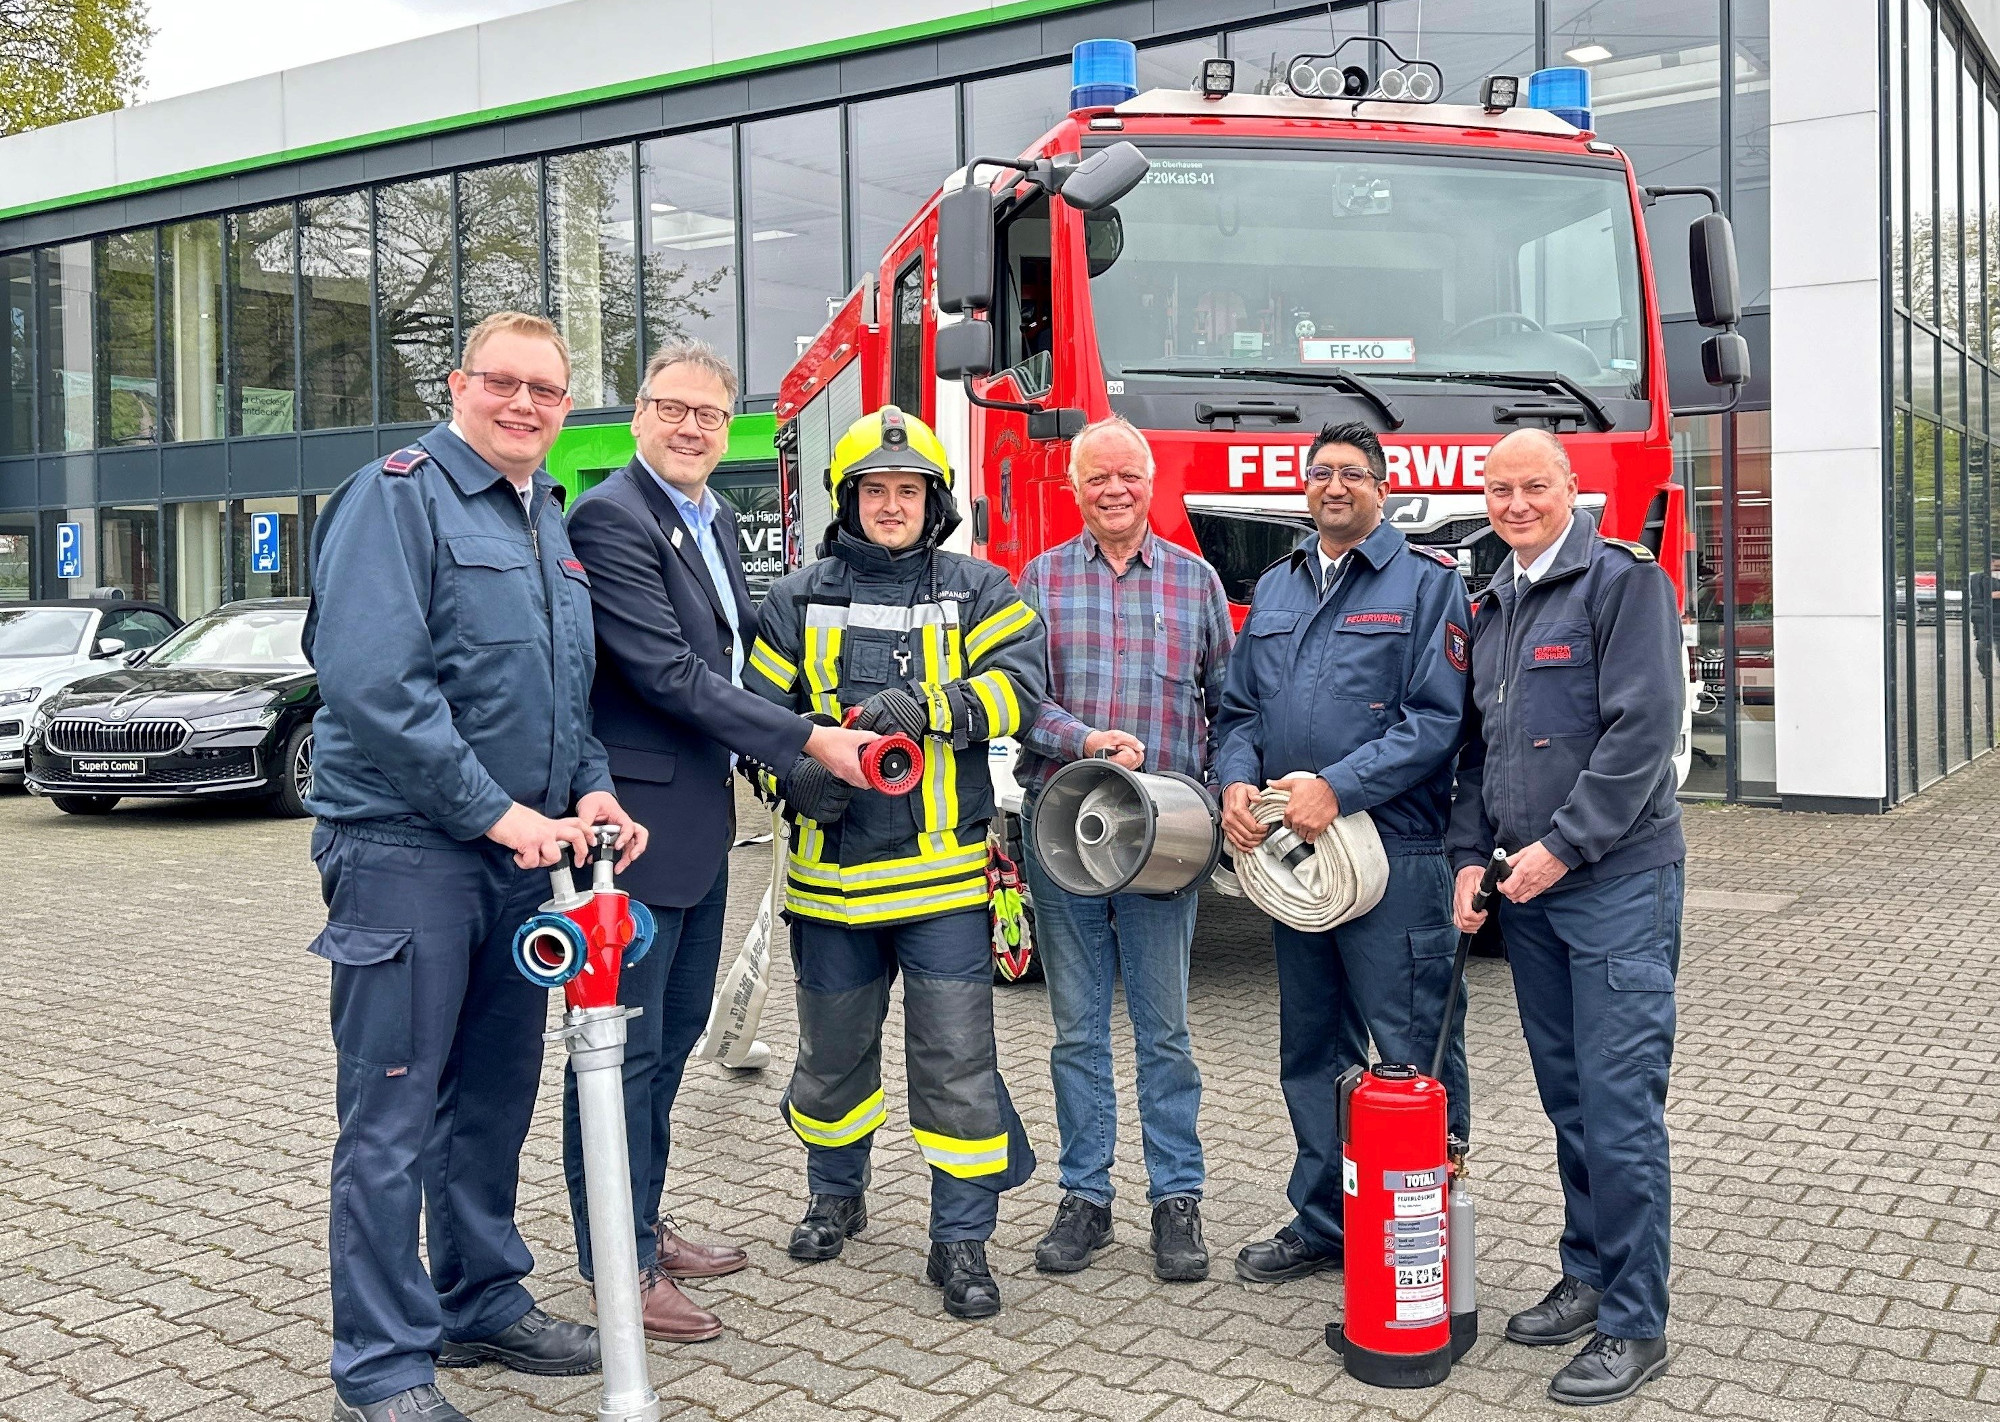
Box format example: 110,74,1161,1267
467,370,568,407
1304,463,1378,488
642,396,730,432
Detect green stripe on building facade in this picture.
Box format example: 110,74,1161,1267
545,411,778,502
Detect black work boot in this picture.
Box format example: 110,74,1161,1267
436,1307,599,1375
1547,1332,1669,1405
1034,1194,1113,1274
788,1193,868,1261
1234,1225,1338,1283
331,1385,468,1422
1150,1197,1209,1282
925,1240,1002,1319
1505,1274,1604,1346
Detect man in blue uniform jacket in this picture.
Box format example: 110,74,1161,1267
304,313,646,1422
1212,420,1470,1285
1448,427,1685,1407
560,340,874,1342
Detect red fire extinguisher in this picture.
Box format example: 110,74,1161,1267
1328,848,1510,1389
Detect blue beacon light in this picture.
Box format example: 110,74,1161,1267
1071,39,1139,110
1526,66,1593,132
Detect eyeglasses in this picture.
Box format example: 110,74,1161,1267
642,396,730,432
467,370,568,407
1304,463,1380,488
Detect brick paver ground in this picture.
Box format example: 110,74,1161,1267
0,764,1995,1422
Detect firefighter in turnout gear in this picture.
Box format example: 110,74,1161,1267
745,407,1047,1319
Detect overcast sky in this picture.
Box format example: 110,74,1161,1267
142,0,566,101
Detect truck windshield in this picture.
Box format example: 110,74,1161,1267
1089,147,1647,398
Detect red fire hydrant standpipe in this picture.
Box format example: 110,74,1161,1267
1327,848,1511,1389
511,825,662,1422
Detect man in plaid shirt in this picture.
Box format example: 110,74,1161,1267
1015,415,1234,1284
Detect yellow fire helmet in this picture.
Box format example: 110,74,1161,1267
826,404,961,544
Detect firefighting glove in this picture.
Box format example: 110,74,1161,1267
909,680,985,750
782,753,852,824
853,686,928,740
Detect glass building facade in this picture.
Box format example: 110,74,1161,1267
0,0,1772,796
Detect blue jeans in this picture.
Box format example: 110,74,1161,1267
1021,807,1204,1206
561,865,729,1282
1500,861,1681,1338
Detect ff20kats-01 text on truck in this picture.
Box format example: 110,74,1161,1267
774,39,1750,798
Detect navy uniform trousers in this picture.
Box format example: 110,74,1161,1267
311,824,553,1407
793,908,1036,1240
1500,860,1682,1339
1270,845,1470,1255
561,864,730,1280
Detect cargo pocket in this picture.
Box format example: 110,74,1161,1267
311,923,415,1071
1601,950,1677,1066
443,535,537,648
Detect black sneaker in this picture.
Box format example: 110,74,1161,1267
1234,1226,1338,1283
1034,1194,1113,1274
1505,1274,1604,1347
1547,1332,1669,1405
331,1385,468,1422
1150,1197,1209,1283
435,1307,598,1376
788,1193,868,1261
925,1240,1002,1319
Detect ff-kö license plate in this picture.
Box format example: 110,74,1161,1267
72,758,142,776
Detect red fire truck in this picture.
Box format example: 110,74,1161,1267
775,40,1747,794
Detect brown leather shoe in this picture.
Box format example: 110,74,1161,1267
653,1218,748,1280
636,1268,722,1342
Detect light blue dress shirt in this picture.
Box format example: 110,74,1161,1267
641,456,743,685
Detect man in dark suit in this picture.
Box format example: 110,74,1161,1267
563,339,873,1341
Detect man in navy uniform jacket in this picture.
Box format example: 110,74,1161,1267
562,339,873,1341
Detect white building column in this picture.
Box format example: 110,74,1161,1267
1769,0,1889,810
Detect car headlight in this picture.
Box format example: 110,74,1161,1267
0,686,40,708
187,703,280,731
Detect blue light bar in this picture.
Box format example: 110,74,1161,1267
1071,39,1139,111
1527,66,1592,131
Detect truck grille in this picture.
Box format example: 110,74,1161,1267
45,718,190,756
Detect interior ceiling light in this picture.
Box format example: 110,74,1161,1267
1565,42,1614,64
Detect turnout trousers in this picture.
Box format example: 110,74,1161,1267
561,864,729,1282
1499,860,1682,1339
784,908,1035,1241
1269,845,1469,1256
309,825,551,1407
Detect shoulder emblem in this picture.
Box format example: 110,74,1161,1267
1407,542,1458,568
381,445,430,476
1445,620,1470,672
1600,535,1656,562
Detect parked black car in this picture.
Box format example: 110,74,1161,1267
24,598,318,817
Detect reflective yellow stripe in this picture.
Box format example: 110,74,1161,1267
747,638,797,691
911,1127,1010,1179
917,625,959,857
969,670,1021,738
785,878,992,926
803,623,843,718
788,1089,887,1148
786,843,987,888
965,599,1035,664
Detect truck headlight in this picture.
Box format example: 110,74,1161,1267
0,686,40,708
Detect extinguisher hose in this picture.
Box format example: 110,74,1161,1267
1429,848,1513,1083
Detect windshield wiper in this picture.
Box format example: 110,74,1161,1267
1120,366,1406,430
1370,369,1616,432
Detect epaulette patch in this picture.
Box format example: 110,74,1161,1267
1601,536,1656,562
382,445,430,475
1409,542,1459,568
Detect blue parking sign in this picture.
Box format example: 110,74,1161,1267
56,522,82,580
251,513,281,574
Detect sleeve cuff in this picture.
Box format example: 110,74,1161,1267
1320,762,1365,815
1541,830,1585,869
447,783,519,844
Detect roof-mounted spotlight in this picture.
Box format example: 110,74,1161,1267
1285,37,1444,105
1479,74,1521,113
1198,58,1235,98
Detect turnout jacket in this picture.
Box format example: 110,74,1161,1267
746,530,1047,926
304,424,611,844
1213,518,1469,846
1445,509,1685,885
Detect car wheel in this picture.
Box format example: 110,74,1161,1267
50,794,118,815
270,723,313,818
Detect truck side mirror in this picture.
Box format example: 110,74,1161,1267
936,184,997,314
1701,331,1750,388
1689,211,1741,329
1058,141,1150,211
935,319,995,381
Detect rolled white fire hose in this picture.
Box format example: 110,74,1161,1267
1234,782,1389,933
693,805,786,1071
